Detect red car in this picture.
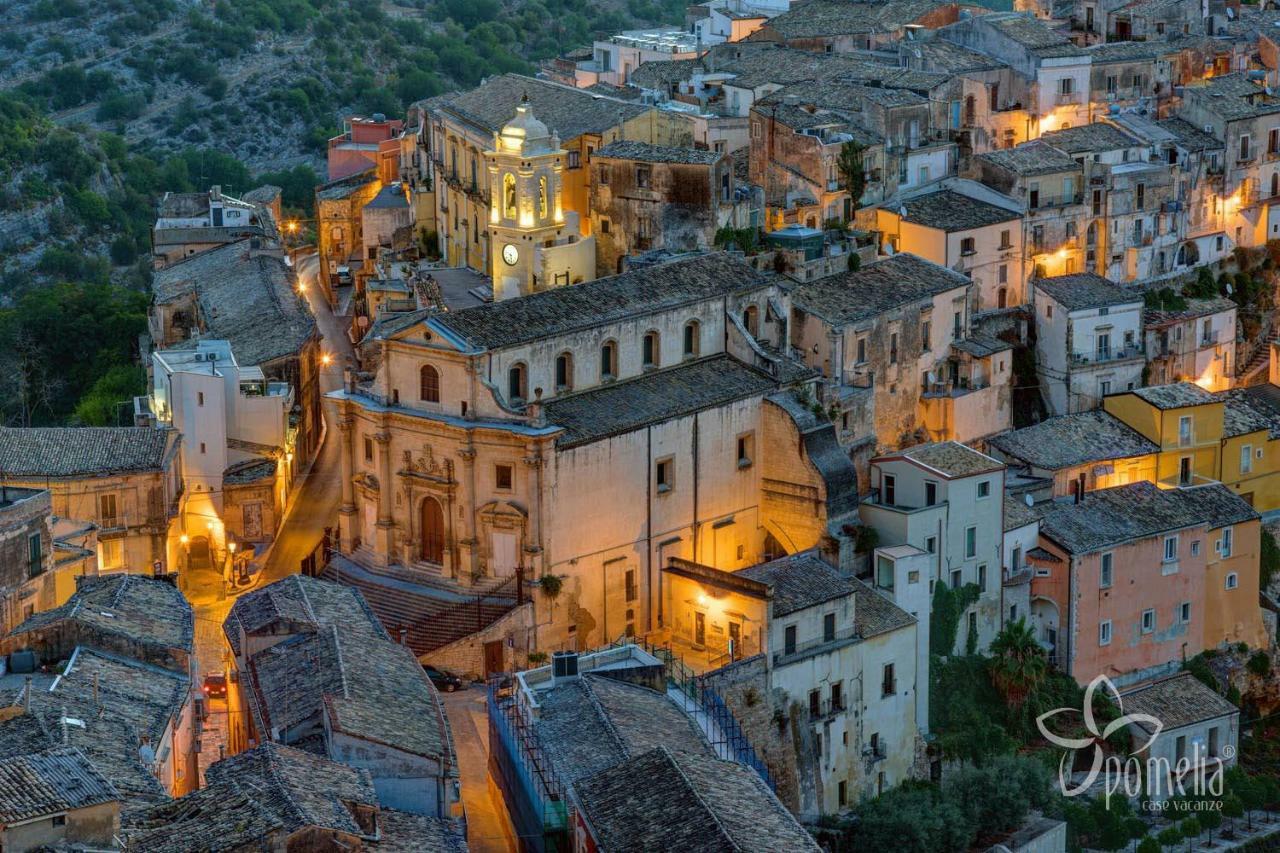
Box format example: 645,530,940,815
202,672,227,700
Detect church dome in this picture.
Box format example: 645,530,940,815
498,94,556,156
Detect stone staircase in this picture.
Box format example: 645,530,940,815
1239,339,1274,386
321,556,517,657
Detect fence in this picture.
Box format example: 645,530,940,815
487,679,569,852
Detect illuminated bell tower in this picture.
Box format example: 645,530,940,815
486,95,571,301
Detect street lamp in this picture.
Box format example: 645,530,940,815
320,353,333,367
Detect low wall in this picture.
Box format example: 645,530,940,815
420,602,535,680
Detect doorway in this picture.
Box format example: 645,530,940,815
695,611,706,646
483,640,504,677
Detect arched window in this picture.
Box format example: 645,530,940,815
508,363,527,403
539,176,549,219
503,173,517,219
743,305,759,336
683,321,700,358
642,331,660,368
420,364,440,403
555,352,574,391
421,497,445,564
600,340,618,380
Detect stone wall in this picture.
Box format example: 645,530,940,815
419,601,534,680
700,655,821,816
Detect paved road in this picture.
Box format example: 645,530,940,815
186,251,351,773
442,689,518,853
260,253,353,580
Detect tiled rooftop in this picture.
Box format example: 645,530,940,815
851,576,917,638
1039,481,1258,554
1034,273,1141,312
1128,381,1219,410
1040,122,1139,154
977,140,1081,176
152,240,316,368
0,427,176,477
739,550,855,617
897,188,1020,231
1184,73,1280,121
1144,296,1236,327
594,140,722,165
433,252,774,351
542,355,799,448
0,746,118,824
434,73,649,139
1120,672,1239,735
988,410,1159,470
791,253,970,327
981,12,1084,57
900,440,1004,478
574,746,819,852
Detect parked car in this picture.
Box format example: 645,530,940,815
423,665,465,693
202,672,228,700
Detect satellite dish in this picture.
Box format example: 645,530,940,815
1024,493,1034,507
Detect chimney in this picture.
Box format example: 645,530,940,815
23,675,32,712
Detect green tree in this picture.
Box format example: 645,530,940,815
72,365,145,425
837,140,866,213
988,617,1048,709
1135,837,1160,853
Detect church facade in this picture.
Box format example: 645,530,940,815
331,253,860,650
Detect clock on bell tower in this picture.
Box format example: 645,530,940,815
485,94,595,301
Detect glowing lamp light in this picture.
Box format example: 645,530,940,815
179,535,190,546
320,353,333,367
697,592,710,607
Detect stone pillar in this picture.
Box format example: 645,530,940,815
523,442,544,575
458,444,478,585
337,415,357,553
374,430,395,563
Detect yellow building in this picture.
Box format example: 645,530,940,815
1104,382,1280,512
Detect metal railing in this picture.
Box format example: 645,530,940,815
1069,344,1144,365
773,624,859,666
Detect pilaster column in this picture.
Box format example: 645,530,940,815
337,415,357,553
458,445,478,584
523,443,544,575
374,431,395,562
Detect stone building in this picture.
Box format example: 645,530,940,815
327,114,408,183
1033,273,1145,415
150,239,322,470
969,140,1087,279
1144,296,1237,390
790,253,1012,451
0,488,54,634
0,748,120,852
0,428,183,578
663,549,921,814
151,185,276,270
328,252,860,652
590,141,736,275
745,0,986,54
315,168,383,300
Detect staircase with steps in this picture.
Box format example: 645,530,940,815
1239,339,1275,386
321,555,518,657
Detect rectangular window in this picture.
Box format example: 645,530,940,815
1179,456,1192,486
960,237,976,255
636,165,650,188
784,624,797,655
27,532,42,577
951,568,962,589
625,569,637,602
977,564,987,591
737,433,754,469
1100,552,1113,588
567,150,581,168
882,663,895,697
495,464,514,491
1180,601,1191,623
999,263,1008,284
1242,445,1253,475
1164,535,1178,562
655,458,673,493
1220,526,1233,558
363,437,373,462
1179,415,1192,445
98,493,118,526
809,689,821,718
924,481,937,506
882,474,896,506
823,612,836,642
197,391,205,406
921,320,931,351
856,337,867,364
889,332,898,364
925,536,937,554
999,229,1011,249
965,525,977,559
838,780,848,807
977,481,990,499
599,165,609,185
1141,608,1156,633
101,538,124,571
1099,620,1112,646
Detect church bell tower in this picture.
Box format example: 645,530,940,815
485,95,593,300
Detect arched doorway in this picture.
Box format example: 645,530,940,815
420,497,444,564
188,535,211,570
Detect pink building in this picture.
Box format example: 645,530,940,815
327,115,406,183
1028,481,1257,687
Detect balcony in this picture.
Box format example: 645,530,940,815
1028,193,1084,212
808,696,848,721
774,624,859,666
1057,91,1081,105
1069,344,1144,366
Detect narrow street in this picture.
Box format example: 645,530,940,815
442,690,518,853
187,250,352,776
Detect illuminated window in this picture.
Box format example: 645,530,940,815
538,176,548,219
502,173,517,219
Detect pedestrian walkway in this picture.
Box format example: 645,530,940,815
441,689,517,853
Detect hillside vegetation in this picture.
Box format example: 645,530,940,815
0,0,685,427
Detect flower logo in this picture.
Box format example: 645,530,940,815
1036,675,1163,797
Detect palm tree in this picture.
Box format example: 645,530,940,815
989,617,1048,709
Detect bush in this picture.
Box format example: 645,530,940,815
1262,527,1280,590
1136,838,1160,853
1157,826,1183,846
1248,651,1271,677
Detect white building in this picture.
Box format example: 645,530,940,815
1033,273,1145,415
861,442,1010,654
148,339,293,559
579,30,703,88
1144,296,1237,392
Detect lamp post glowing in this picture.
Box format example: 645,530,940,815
320,353,333,368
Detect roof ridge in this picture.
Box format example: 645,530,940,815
658,746,742,851
331,624,350,700
578,677,632,761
